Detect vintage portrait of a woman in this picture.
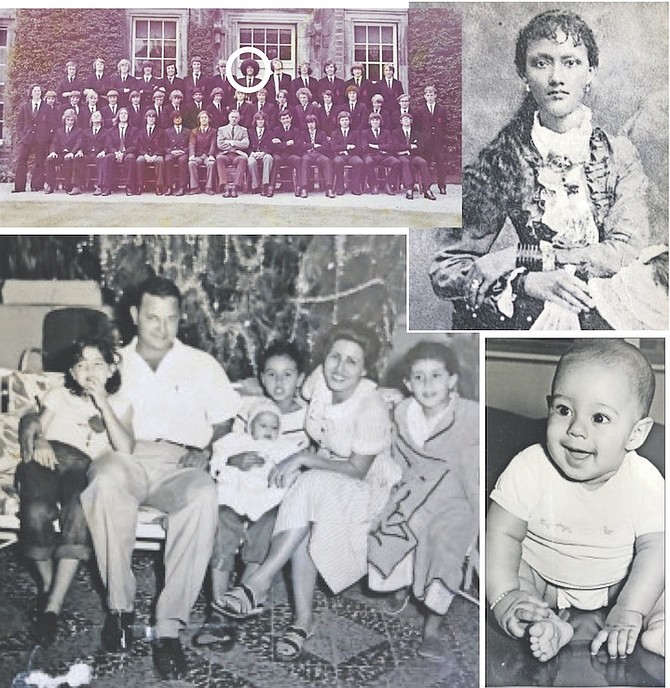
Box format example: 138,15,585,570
422,4,668,331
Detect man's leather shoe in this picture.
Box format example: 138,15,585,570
68,187,82,196
175,188,185,197
385,183,395,196
101,611,134,652
424,189,437,201
44,185,53,195
336,188,345,196
101,189,111,196
206,188,215,195
352,189,362,196
155,187,163,196
326,189,335,198
93,187,102,196
439,185,447,195
164,187,172,196
31,611,59,646
189,189,200,195
265,186,274,197
126,189,133,196
230,187,238,198
153,637,187,680
300,188,308,198
405,190,413,200
370,186,379,195
221,188,230,198
11,189,25,193
134,188,141,195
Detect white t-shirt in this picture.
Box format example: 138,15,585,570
118,338,240,448
491,444,664,590
42,386,128,459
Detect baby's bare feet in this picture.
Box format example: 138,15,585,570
529,614,574,662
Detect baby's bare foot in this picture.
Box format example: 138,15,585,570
529,614,574,662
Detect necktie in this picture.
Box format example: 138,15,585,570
231,126,236,138
405,130,410,145
176,126,181,134
343,129,348,138
311,131,315,145
33,103,38,116
66,127,70,135
120,127,126,150
148,126,153,136
303,78,308,88
134,106,139,114
111,106,116,115
93,127,99,135
430,104,434,115
374,129,378,140
356,79,360,87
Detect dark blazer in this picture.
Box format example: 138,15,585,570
318,76,346,105
149,106,171,131
390,126,426,157
343,101,369,132
247,126,274,154
107,74,138,107
100,104,121,129
228,101,255,130
126,104,145,130
206,73,234,106
164,125,190,154
270,124,304,156
301,129,332,158
56,75,87,104
84,73,110,95
137,126,167,156
291,102,321,133
252,102,279,130
290,76,320,104
183,101,206,131
183,73,206,99
317,103,339,137
137,77,160,108
359,127,394,156
188,126,217,157
16,100,53,145
161,76,185,97
415,102,449,146
207,102,228,130
266,72,292,103
107,124,139,155
59,104,85,129
82,126,109,156
329,127,362,157
372,77,405,105
344,77,373,105
49,125,84,156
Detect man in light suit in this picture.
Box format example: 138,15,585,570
215,109,249,197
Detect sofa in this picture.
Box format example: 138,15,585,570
0,367,166,550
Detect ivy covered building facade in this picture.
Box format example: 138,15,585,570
0,7,461,182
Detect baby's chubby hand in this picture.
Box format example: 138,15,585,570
590,604,642,658
492,590,550,638
33,438,58,470
227,451,266,471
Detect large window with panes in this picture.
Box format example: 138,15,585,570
132,16,180,78
237,24,297,79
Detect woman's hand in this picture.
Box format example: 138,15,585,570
524,271,594,312
227,451,266,471
32,438,58,470
269,454,304,488
465,247,518,309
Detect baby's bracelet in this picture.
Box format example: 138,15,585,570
489,588,518,611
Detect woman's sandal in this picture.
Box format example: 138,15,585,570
212,584,265,619
275,625,314,661
384,590,410,615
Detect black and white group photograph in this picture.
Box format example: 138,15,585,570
0,235,479,688
0,3,667,688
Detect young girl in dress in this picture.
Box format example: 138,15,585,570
17,335,133,646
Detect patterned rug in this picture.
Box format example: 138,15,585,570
1,548,478,688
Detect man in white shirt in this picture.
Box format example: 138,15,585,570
80,276,240,680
